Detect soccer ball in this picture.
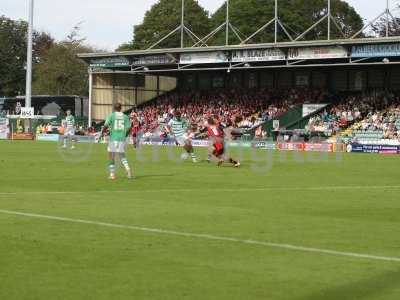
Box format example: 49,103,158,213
180,153,189,160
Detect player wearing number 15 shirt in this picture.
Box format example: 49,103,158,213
102,103,133,180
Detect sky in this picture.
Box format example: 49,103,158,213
1,0,397,51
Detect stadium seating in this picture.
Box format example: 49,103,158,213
128,87,400,145
134,88,327,139
303,91,400,144
340,100,400,144
352,130,384,142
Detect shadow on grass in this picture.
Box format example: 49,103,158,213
296,268,400,300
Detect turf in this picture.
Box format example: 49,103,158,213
0,140,400,300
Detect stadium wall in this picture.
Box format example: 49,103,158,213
91,73,176,122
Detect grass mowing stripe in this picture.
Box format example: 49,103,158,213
1,208,400,263
0,185,400,196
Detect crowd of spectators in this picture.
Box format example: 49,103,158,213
135,88,327,138
307,92,400,139
351,102,400,140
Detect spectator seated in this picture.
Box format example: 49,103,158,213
135,88,327,139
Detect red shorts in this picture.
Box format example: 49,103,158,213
213,142,225,157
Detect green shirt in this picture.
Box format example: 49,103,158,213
105,112,131,142
65,115,75,128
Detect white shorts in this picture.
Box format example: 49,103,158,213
65,128,75,137
176,135,191,146
108,141,127,153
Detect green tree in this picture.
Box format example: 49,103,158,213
0,16,29,96
0,15,54,97
33,31,54,60
32,26,94,96
210,0,364,44
118,0,212,50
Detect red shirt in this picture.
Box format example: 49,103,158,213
207,125,222,138
131,117,141,134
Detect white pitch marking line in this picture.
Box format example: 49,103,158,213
0,209,399,263
0,185,400,196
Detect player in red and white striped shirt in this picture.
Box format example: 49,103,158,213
130,112,141,148
207,117,240,168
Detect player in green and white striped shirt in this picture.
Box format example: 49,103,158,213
63,109,76,149
167,111,197,163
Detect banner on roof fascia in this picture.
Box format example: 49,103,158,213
180,51,229,64
351,43,400,58
132,55,176,66
90,57,130,68
231,48,286,62
288,46,348,60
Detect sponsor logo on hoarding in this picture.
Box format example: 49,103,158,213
278,142,335,152
191,140,210,147
288,46,348,60
132,55,176,66
90,57,130,68
351,43,400,58
140,138,257,148
304,143,333,152
180,51,229,64
12,133,34,140
277,142,305,151
227,141,252,148
36,134,60,142
0,117,9,139
231,49,285,62
348,144,400,154
251,141,276,150
36,134,97,143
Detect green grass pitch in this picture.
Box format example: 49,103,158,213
0,140,400,300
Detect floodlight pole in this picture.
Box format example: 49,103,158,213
147,0,205,49
88,70,93,128
386,0,390,37
242,0,293,44
181,0,185,48
226,0,230,45
327,0,331,40
192,0,245,46
275,0,278,43
351,0,396,39
25,0,34,109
